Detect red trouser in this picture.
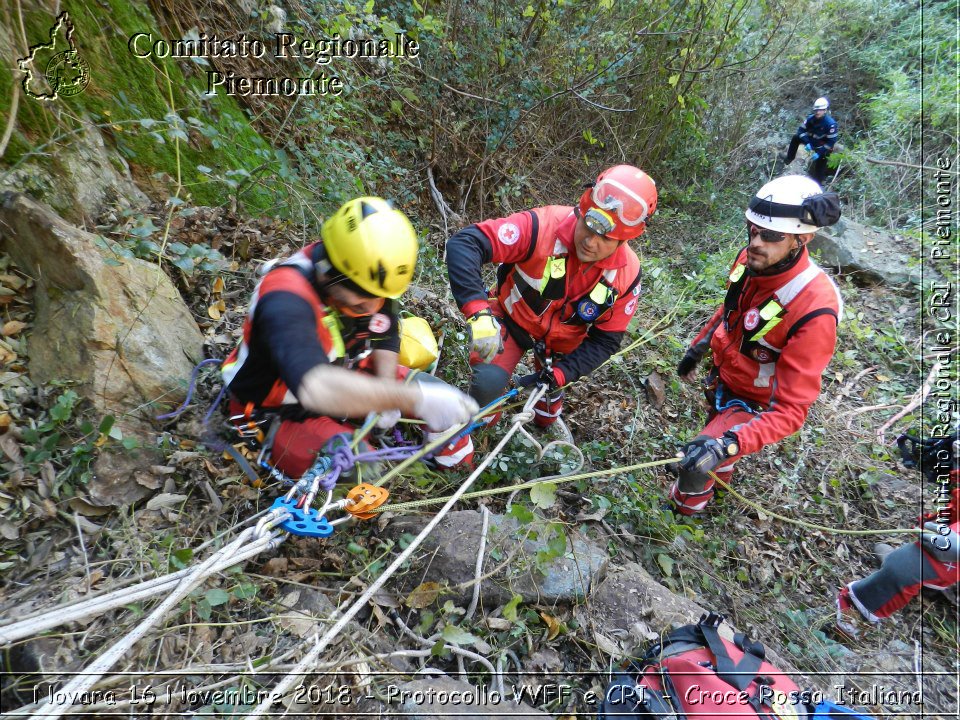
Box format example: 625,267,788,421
468,300,563,428
669,405,753,515
840,522,960,620
229,368,473,478
228,398,357,478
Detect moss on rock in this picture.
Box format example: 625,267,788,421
0,0,276,213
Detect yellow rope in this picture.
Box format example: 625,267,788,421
374,457,677,513
369,458,925,542
708,471,925,537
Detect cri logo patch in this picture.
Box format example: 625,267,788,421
368,313,391,334
744,308,760,331
497,223,521,245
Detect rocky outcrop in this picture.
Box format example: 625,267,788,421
0,120,148,224
385,509,608,607
809,218,921,287
0,193,204,504
0,192,203,419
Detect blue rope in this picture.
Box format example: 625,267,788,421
714,384,759,415
448,388,519,442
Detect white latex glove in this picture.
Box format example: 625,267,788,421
366,408,402,431
414,383,479,431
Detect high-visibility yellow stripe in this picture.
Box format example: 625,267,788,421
589,282,611,304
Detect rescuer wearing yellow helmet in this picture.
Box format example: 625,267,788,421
223,197,477,478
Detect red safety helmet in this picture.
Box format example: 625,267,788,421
578,164,658,242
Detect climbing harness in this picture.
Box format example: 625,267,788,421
713,382,763,415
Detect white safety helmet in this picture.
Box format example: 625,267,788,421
745,175,831,234
813,97,829,111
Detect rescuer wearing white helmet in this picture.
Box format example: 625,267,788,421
781,97,839,184
669,175,843,516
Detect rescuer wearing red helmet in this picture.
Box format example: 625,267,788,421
446,164,657,427
670,175,843,515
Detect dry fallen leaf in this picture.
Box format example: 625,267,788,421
38,461,56,498
212,276,225,294
82,569,105,592
405,581,442,609
0,434,22,463
1,321,26,337
0,519,18,540
261,557,289,575
540,611,562,641
0,274,26,291
67,496,113,517
593,630,623,658
207,299,227,320
146,493,188,511
486,617,512,631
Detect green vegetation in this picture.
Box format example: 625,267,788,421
0,0,276,213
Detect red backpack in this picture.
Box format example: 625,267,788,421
598,612,812,720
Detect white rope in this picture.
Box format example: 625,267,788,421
464,506,490,621
24,511,288,719
0,536,284,646
515,415,585,476
247,387,547,718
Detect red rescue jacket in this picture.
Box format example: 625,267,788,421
458,206,642,355
689,246,842,455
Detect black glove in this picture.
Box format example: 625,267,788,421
516,367,560,390
677,348,703,377
679,433,739,475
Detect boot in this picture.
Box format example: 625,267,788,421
424,431,475,470
873,542,895,565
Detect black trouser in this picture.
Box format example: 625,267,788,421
807,153,830,184
785,134,830,184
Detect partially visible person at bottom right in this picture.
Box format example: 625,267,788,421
836,428,960,640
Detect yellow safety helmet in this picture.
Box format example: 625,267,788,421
321,197,418,299
398,315,439,371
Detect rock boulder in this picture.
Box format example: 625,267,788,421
578,562,822,691
809,218,921,287
385,509,608,607
0,192,203,419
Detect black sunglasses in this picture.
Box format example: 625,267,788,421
747,222,788,243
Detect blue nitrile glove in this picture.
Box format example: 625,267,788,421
805,143,813,153
811,151,820,161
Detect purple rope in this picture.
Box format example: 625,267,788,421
203,383,227,425
313,439,426,492
156,358,222,420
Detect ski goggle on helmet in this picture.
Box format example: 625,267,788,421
578,165,658,242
